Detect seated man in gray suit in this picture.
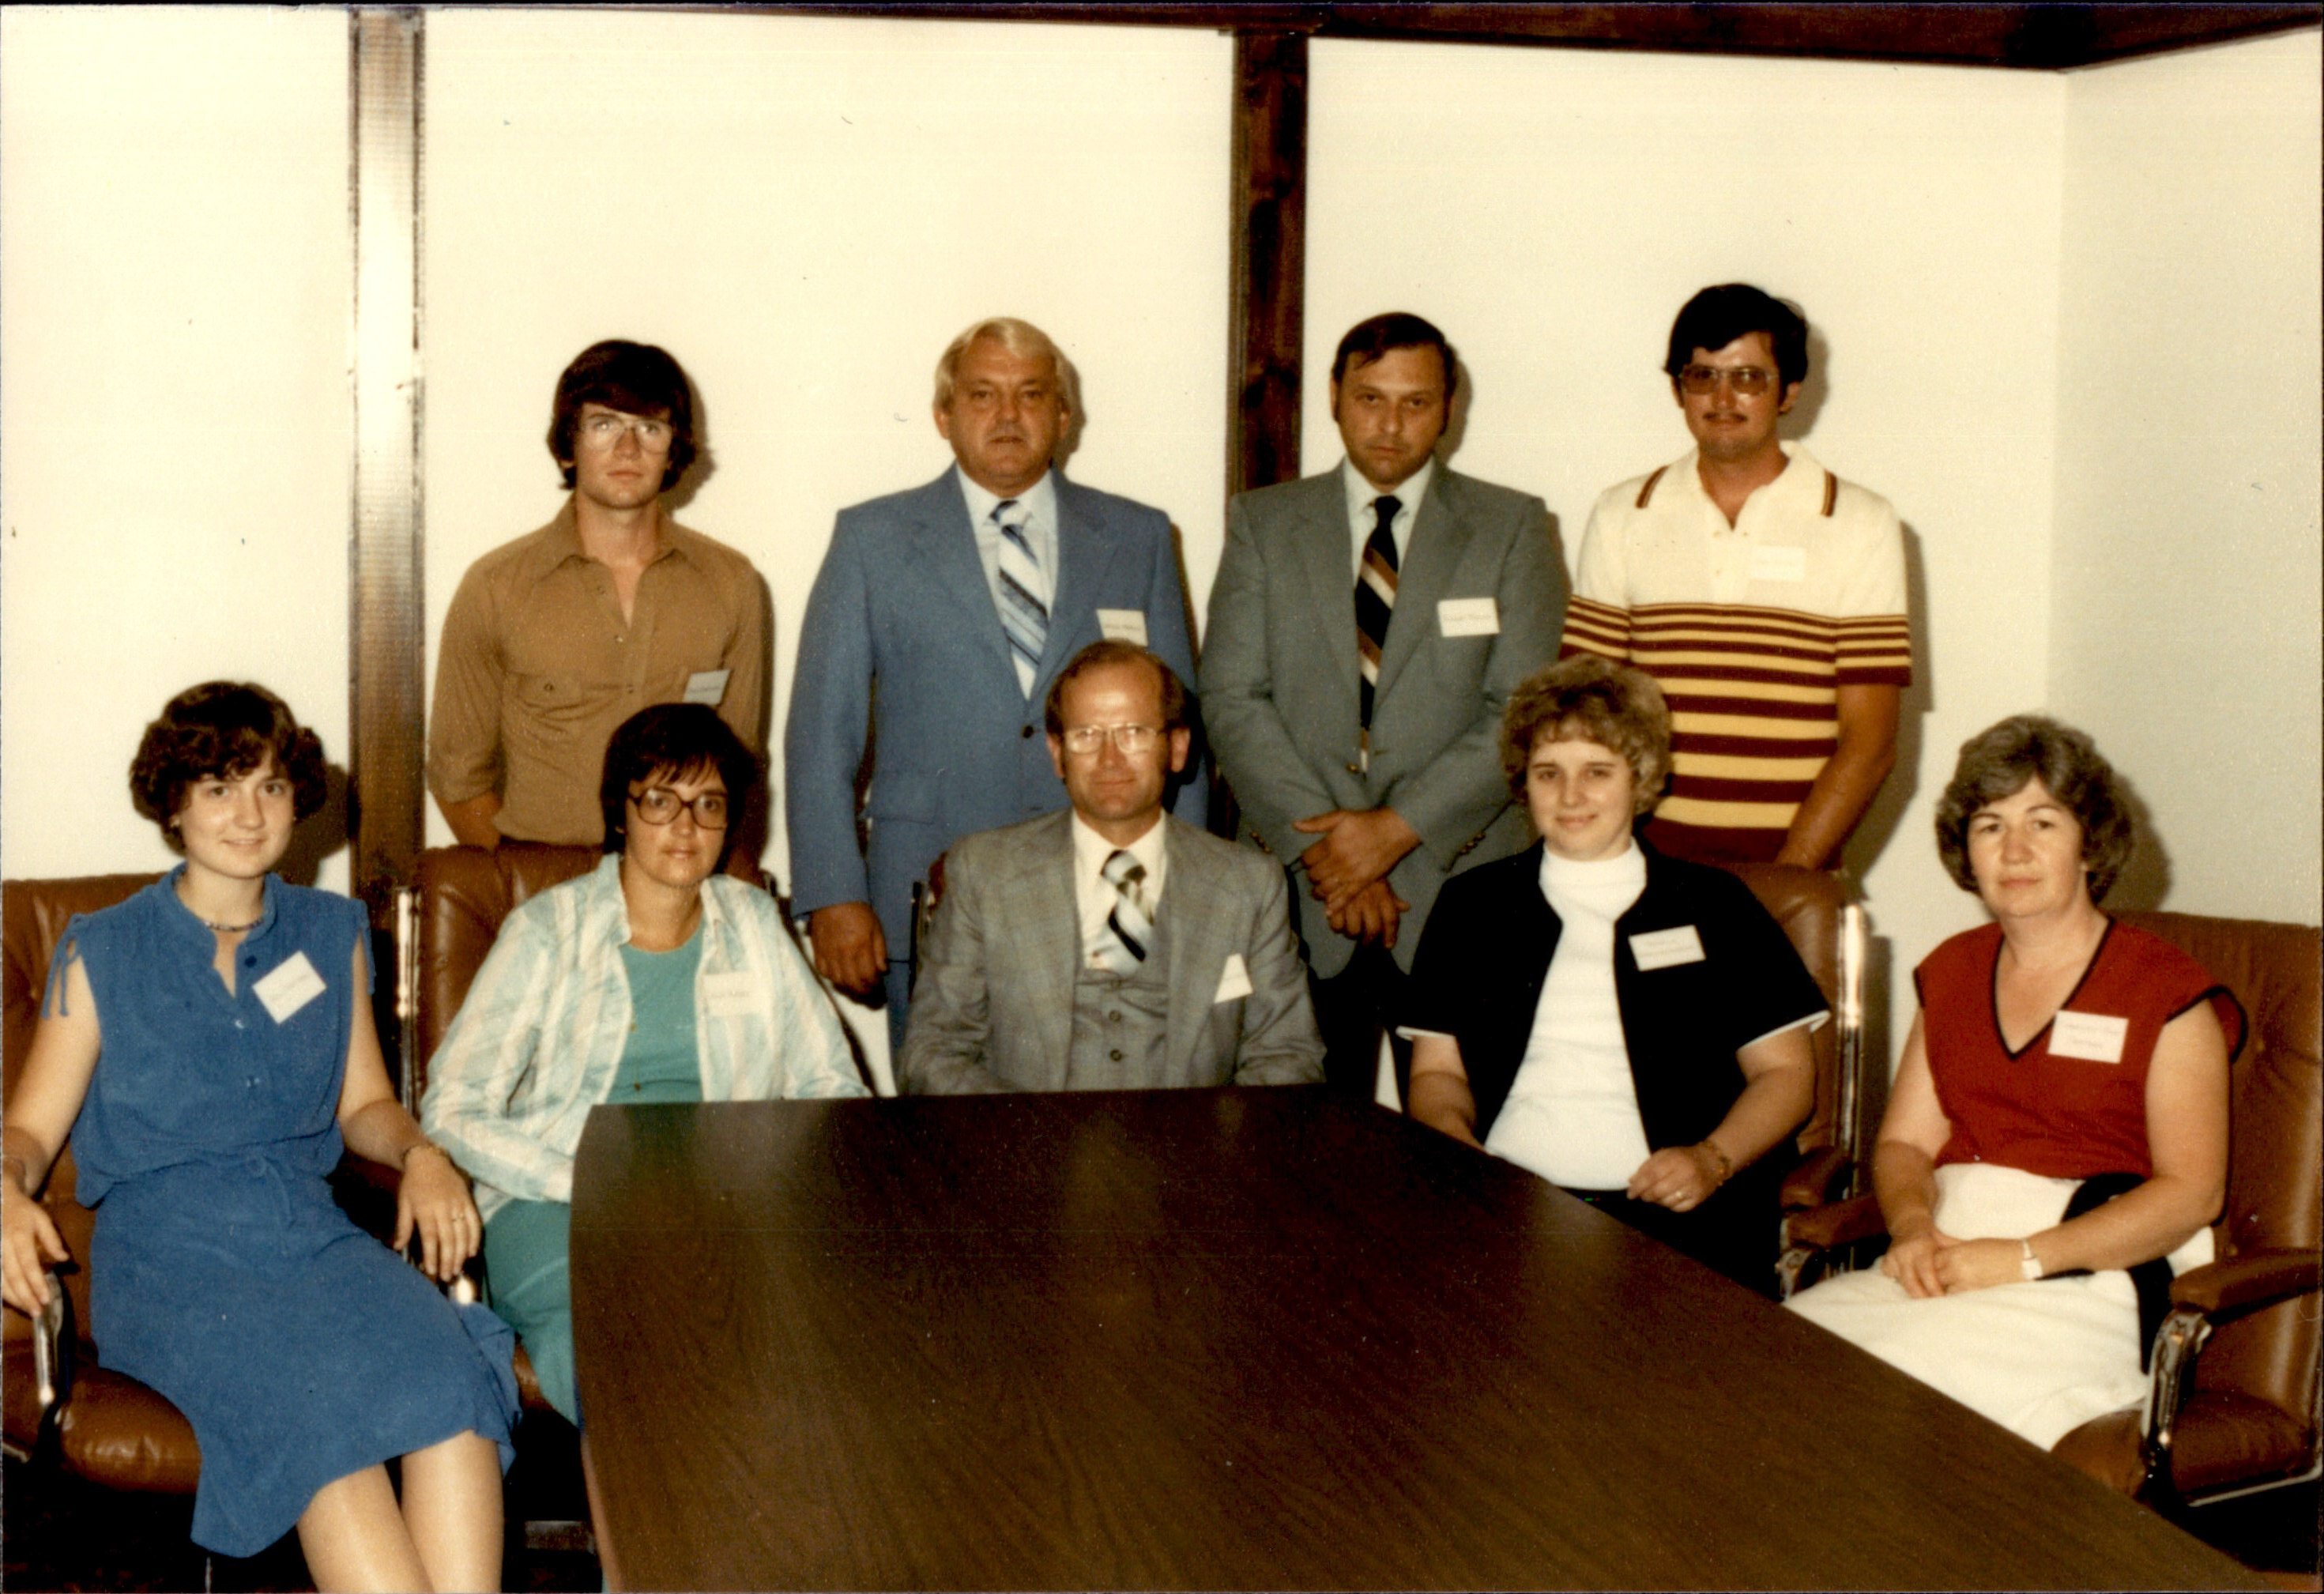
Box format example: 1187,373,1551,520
900,642,1324,1095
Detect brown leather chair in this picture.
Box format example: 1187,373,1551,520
1,873,200,1494
1780,909,2322,1508
1719,864,1866,1227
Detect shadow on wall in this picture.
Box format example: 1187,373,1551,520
279,763,352,887
1777,326,1832,442
2105,769,2174,911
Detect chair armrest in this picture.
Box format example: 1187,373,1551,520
1782,1192,1885,1253
1779,1146,1851,1213
2168,1247,2320,1319
31,1272,71,1429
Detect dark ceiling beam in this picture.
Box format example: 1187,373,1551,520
763,4,2318,69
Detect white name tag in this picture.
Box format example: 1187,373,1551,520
252,951,326,1023
1748,545,1807,583
2049,1010,2129,1064
1437,597,1500,637
1629,925,1705,971
1212,952,1253,1004
702,970,766,1019
1096,609,1148,646
684,669,731,707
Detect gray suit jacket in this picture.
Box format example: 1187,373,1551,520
898,811,1325,1094
1203,465,1565,978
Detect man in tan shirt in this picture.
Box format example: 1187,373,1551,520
428,341,769,847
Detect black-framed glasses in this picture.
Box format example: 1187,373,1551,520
1059,724,1162,756
629,786,729,828
1677,364,1778,398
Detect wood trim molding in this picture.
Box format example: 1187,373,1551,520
348,8,426,922
1227,29,1308,502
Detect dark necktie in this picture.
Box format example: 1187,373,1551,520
1355,495,1401,770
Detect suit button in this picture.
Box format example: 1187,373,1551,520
1109,1012,1122,1023
1109,1049,1124,1062
1345,762,1362,775
1021,725,1035,739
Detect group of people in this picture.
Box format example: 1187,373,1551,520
0,285,2239,1588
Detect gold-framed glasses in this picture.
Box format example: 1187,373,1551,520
1677,364,1777,398
579,413,674,452
629,786,729,828
1060,724,1162,756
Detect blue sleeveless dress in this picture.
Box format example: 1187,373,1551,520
55,870,518,1556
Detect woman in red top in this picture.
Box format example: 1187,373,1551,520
1788,715,2238,1448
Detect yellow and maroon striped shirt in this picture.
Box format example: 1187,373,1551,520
1560,446,1911,862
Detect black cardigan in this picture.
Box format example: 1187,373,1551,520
1403,839,1826,1146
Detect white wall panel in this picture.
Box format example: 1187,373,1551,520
2,7,352,888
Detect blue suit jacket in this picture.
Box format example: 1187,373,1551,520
785,467,1202,992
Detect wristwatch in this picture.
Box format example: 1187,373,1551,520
2019,1238,2045,1281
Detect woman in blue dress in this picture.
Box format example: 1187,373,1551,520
1,682,517,1590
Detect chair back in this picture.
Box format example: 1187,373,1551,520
408,843,763,1103
2117,910,2322,1456
1722,863,1850,1160
2,875,164,1343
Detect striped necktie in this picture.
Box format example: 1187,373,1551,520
993,498,1047,696
1094,849,1151,976
1354,494,1401,770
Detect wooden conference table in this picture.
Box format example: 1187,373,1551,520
570,1089,2261,1592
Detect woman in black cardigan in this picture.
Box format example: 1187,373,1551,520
1403,657,1826,1294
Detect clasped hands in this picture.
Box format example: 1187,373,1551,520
1880,1224,2029,1298
1294,808,1419,948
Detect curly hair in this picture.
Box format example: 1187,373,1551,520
597,703,759,869
1934,714,2134,903
129,682,327,850
1499,656,1670,813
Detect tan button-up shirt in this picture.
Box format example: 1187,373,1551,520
427,503,768,844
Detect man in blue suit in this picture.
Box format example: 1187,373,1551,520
786,317,1201,1046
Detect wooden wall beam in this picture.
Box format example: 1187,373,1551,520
1227,29,1309,500
348,8,426,924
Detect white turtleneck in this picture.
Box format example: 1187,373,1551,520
1484,841,1654,1189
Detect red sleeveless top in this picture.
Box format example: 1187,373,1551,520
1916,921,2243,1178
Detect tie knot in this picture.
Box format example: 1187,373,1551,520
993,498,1023,526
1373,496,1402,527
1102,849,1143,888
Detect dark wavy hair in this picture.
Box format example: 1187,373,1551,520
597,703,758,869
1934,715,2134,903
1500,656,1670,814
1042,640,1188,737
129,682,327,851
546,340,699,492
1329,311,1460,402
1663,284,1810,392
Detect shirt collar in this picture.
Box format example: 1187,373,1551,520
1677,441,1821,514
588,850,736,953
957,465,1059,534
1340,455,1434,548
540,499,687,571
158,862,282,949
1070,809,1169,900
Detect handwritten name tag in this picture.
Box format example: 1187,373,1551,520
1437,597,1500,638
701,970,767,1019
1629,925,1706,971
253,952,326,1024
1212,953,1253,1004
1748,545,1807,584
2049,1010,2129,1064
1097,609,1149,646
684,669,731,707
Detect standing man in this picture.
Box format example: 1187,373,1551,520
899,642,1322,1095
428,340,768,849
1204,312,1564,1100
786,318,1200,1046
1561,285,1911,867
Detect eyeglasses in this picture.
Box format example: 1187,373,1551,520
1058,724,1162,756
1677,364,1778,398
629,786,729,828
578,413,674,452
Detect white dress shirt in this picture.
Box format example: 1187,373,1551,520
959,466,1060,621
1339,455,1435,578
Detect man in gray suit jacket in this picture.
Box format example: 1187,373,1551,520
1204,312,1565,1100
786,318,1201,1048
901,642,1323,1095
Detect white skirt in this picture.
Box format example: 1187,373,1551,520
1786,1163,2213,1449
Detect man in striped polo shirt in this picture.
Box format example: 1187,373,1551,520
1561,285,1911,867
